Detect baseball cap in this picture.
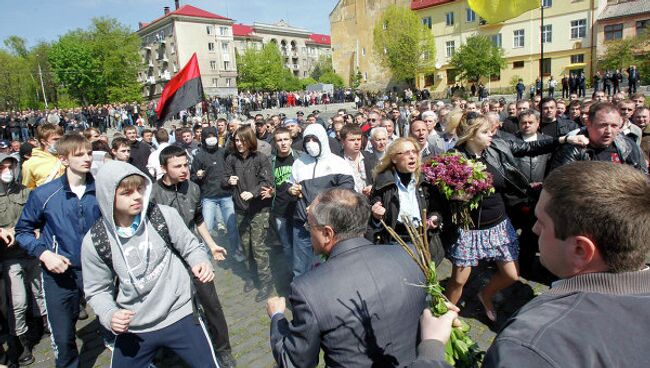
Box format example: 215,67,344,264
312,110,320,114
282,119,299,127
296,111,304,116
0,140,9,149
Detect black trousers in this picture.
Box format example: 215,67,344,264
195,279,232,353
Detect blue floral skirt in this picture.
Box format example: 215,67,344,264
449,217,519,267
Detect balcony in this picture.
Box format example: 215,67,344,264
147,76,156,85
147,61,154,68
161,71,171,81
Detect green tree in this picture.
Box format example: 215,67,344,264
373,5,436,86
318,71,345,89
300,77,318,89
237,43,300,91
49,17,140,105
350,69,362,89
450,35,506,83
310,55,334,81
598,34,649,83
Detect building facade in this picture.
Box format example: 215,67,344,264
232,21,332,79
595,0,650,57
412,0,605,96
329,0,411,91
136,4,238,100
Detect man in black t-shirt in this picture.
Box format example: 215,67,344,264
265,127,300,265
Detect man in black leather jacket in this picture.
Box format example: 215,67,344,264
539,97,579,138
549,102,648,174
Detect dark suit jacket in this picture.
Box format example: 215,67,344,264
270,237,427,367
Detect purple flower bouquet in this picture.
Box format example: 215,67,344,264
422,152,495,229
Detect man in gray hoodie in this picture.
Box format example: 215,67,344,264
81,160,218,367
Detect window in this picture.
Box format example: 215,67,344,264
206,26,213,35
637,19,650,35
361,48,366,56
541,24,552,43
208,42,215,52
540,58,551,76
219,27,228,36
210,60,217,70
570,54,584,64
211,78,218,87
490,33,502,48
490,72,501,82
604,23,624,41
446,69,458,85
466,8,476,22
225,78,232,87
570,19,586,39
422,16,432,29
514,29,525,48
542,0,552,8
364,72,368,81
223,60,230,70
383,21,388,30
446,12,454,26
221,42,229,53
513,61,524,68
446,41,455,57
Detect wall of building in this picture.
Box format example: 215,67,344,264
330,0,411,91
596,13,650,57
174,20,238,97
414,0,597,95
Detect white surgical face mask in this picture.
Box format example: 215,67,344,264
305,141,321,158
205,137,218,147
47,143,57,154
1,170,13,184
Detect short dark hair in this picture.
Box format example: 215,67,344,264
154,128,169,143
123,125,137,134
340,124,363,140
273,127,291,140
311,188,370,241
539,97,556,110
588,102,621,123
111,137,130,151
543,161,650,272
142,128,153,136
159,145,188,167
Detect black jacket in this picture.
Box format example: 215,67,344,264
549,133,648,174
129,140,154,176
368,169,445,265
513,132,554,183
222,151,273,213
192,127,232,199
539,117,579,138
151,179,203,229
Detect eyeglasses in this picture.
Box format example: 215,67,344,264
368,118,378,122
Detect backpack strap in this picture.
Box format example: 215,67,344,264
90,218,114,273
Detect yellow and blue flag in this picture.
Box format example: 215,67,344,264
468,0,541,24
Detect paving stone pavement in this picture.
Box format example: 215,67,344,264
24,230,550,367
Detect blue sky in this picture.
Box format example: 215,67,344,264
0,0,337,48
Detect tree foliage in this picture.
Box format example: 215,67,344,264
49,17,141,105
598,33,650,83
450,35,506,83
373,5,436,85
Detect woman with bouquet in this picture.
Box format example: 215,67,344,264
368,137,445,265
443,112,586,321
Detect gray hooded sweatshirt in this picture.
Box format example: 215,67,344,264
81,160,212,333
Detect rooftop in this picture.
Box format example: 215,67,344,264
139,4,231,31
411,0,455,11
598,0,650,20
232,22,331,45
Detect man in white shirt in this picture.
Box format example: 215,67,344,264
147,129,171,180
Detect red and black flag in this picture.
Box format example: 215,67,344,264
156,53,203,122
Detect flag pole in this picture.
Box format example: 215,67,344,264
539,0,544,84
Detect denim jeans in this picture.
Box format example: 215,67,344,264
202,195,241,254
292,222,316,277
274,216,293,264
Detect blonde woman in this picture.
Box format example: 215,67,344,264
444,113,587,322
369,137,445,265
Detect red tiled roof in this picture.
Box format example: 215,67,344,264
140,4,231,30
411,0,455,10
308,33,331,45
232,23,255,37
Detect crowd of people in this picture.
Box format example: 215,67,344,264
0,84,648,367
